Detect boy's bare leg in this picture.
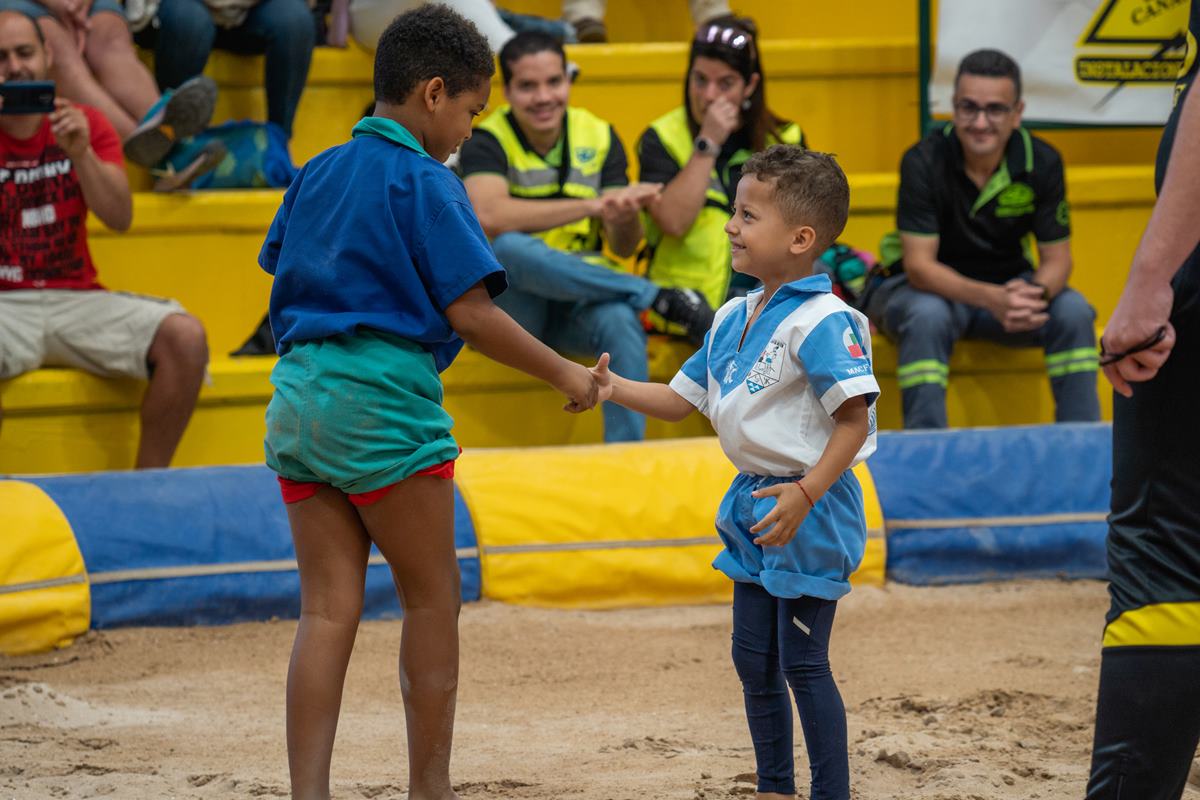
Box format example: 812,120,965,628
285,487,372,800
357,475,461,800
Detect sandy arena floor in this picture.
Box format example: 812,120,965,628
2,580,1199,800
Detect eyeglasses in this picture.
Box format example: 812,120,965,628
696,24,756,56
953,99,1015,122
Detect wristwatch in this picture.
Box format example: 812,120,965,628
694,135,718,158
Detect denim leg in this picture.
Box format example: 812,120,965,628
491,232,660,309
731,581,796,796
145,0,215,92
552,301,647,442
882,281,964,429
1042,288,1100,422
962,282,1101,424
493,285,552,340
779,595,848,800
215,0,315,137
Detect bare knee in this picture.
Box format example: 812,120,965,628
84,12,137,66
148,313,209,377
39,19,89,80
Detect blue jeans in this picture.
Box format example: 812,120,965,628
138,0,315,137
731,581,849,799
490,232,659,443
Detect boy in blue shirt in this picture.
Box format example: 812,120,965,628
259,7,597,799
592,146,878,800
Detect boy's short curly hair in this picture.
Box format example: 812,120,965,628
374,4,495,105
741,146,849,252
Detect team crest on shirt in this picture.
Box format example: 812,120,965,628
843,326,866,358
574,147,597,163
746,339,786,394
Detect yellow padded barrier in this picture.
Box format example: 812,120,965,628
1103,602,1200,648
0,481,90,655
456,437,883,608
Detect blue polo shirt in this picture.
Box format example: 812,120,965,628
260,116,507,372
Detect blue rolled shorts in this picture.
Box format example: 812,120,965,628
714,470,867,601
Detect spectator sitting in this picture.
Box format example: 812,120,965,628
564,0,732,42
0,9,208,468
863,48,1100,430
638,17,803,334
134,0,314,145
459,31,714,443
0,0,221,184
344,0,574,52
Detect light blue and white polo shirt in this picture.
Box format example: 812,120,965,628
669,273,879,477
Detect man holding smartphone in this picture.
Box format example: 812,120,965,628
0,9,209,468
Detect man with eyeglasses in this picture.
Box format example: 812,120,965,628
866,48,1100,429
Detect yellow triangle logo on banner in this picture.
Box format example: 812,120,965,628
1081,0,1190,47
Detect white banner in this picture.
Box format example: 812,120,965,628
929,0,1190,126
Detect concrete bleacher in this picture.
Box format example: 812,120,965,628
0,0,1161,473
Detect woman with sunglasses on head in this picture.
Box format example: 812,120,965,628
636,17,804,336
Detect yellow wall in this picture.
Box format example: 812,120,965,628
500,0,917,42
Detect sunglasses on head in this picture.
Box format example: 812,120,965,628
696,23,754,53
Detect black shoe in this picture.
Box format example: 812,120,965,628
652,287,715,346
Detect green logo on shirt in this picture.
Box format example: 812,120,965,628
1056,200,1070,227
995,182,1036,217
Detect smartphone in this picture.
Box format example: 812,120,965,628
0,81,56,115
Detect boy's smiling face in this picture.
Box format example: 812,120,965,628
425,77,491,162
725,174,816,280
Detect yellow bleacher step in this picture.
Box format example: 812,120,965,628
0,331,1112,475
88,165,1156,357
202,39,1161,174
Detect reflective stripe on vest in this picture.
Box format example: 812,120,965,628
643,106,802,321
478,106,613,253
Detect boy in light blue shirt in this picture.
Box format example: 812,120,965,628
592,145,878,800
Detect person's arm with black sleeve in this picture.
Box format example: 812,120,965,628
1102,82,1200,396
1029,152,1073,299
461,129,601,238
644,98,739,237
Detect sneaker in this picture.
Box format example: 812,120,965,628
151,139,228,192
572,16,608,43
652,287,715,346
496,8,578,43
124,75,218,168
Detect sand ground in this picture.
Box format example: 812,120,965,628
2,580,1199,800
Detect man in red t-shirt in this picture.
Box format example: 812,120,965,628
0,9,208,468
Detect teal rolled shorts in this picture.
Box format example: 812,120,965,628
264,329,460,494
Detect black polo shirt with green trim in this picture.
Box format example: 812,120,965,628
896,124,1071,285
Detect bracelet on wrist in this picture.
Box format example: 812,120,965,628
795,480,816,509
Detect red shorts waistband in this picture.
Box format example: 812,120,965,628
278,458,457,506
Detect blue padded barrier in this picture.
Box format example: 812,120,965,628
26,466,480,628
870,423,1111,584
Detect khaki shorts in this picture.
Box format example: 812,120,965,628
0,289,188,381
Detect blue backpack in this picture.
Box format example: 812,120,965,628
164,121,297,189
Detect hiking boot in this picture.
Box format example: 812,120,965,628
124,75,218,168
653,287,715,346
572,16,607,42
151,139,228,192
